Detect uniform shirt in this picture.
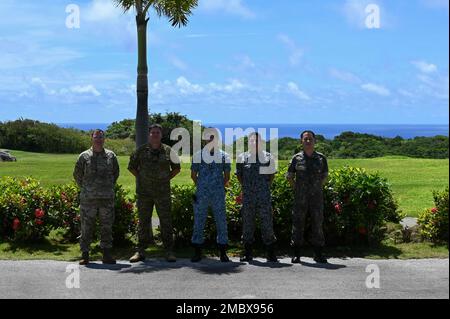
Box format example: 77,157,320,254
73,148,120,201
287,151,328,192
128,143,181,195
191,149,231,192
236,151,275,195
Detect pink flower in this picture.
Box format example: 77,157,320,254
35,219,44,226
431,208,438,214
334,203,343,214
235,193,243,205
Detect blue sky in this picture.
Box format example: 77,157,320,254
0,0,448,124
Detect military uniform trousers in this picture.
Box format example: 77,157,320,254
137,187,174,251
192,189,228,246
241,190,276,246
80,198,114,253
291,188,325,248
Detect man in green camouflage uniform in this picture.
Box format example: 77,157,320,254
73,129,119,265
236,132,278,263
287,130,328,264
128,124,181,263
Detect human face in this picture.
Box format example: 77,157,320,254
249,134,259,152
149,128,162,145
301,132,315,148
92,131,105,148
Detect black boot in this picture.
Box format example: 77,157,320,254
79,252,89,265
291,246,301,264
102,248,116,264
218,244,230,262
240,244,253,262
313,247,328,264
191,244,202,263
266,244,279,263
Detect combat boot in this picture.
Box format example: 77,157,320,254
291,246,301,264
191,244,202,263
102,248,116,264
313,247,328,264
266,244,279,263
240,244,253,262
129,250,146,263
166,251,177,263
79,252,89,265
218,244,230,263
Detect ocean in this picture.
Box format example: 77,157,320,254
58,123,449,140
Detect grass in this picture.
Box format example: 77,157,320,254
1,151,448,217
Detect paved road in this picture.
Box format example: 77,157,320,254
0,258,448,299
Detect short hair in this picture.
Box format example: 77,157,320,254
248,132,261,140
91,129,105,137
149,124,163,133
300,130,316,140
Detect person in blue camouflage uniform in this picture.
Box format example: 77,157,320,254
190,133,231,262
236,132,278,263
287,130,328,264
73,129,119,265
128,124,181,263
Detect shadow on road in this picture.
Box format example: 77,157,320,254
85,262,132,271
117,258,247,275
248,260,293,269
298,260,346,270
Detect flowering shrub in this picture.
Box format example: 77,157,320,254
418,188,449,243
0,177,136,244
0,177,56,242
170,166,403,246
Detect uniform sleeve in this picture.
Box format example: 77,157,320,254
112,154,120,183
191,153,200,173
128,149,139,172
286,156,297,179
235,154,244,178
321,156,329,180
169,148,181,171
223,153,231,173
73,155,85,187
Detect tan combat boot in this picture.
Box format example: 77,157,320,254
79,252,89,265
129,251,146,263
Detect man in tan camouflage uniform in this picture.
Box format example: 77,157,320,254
73,129,119,265
128,124,181,263
287,130,328,264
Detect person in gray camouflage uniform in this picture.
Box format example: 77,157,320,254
236,132,278,263
128,124,181,263
286,130,328,264
73,129,119,265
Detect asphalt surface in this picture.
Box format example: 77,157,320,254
0,257,448,299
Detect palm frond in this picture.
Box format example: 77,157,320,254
153,0,198,27
114,0,136,12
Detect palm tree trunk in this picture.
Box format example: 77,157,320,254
135,14,149,148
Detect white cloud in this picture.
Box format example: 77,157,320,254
70,85,101,96
412,61,438,73
278,34,303,66
199,0,256,19
287,82,311,100
398,89,416,98
176,77,205,94
361,83,390,96
417,74,449,100
169,56,188,71
329,68,362,83
85,0,122,21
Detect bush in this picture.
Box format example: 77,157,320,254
0,177,136,244
0,177,56,242
170,166,404,247
418,188,449,243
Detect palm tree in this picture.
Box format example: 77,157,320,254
115,0,198,148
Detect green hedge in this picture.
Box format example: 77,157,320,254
418,188,449,243
0,167,405,247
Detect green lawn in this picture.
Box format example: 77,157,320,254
0,151,448,217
